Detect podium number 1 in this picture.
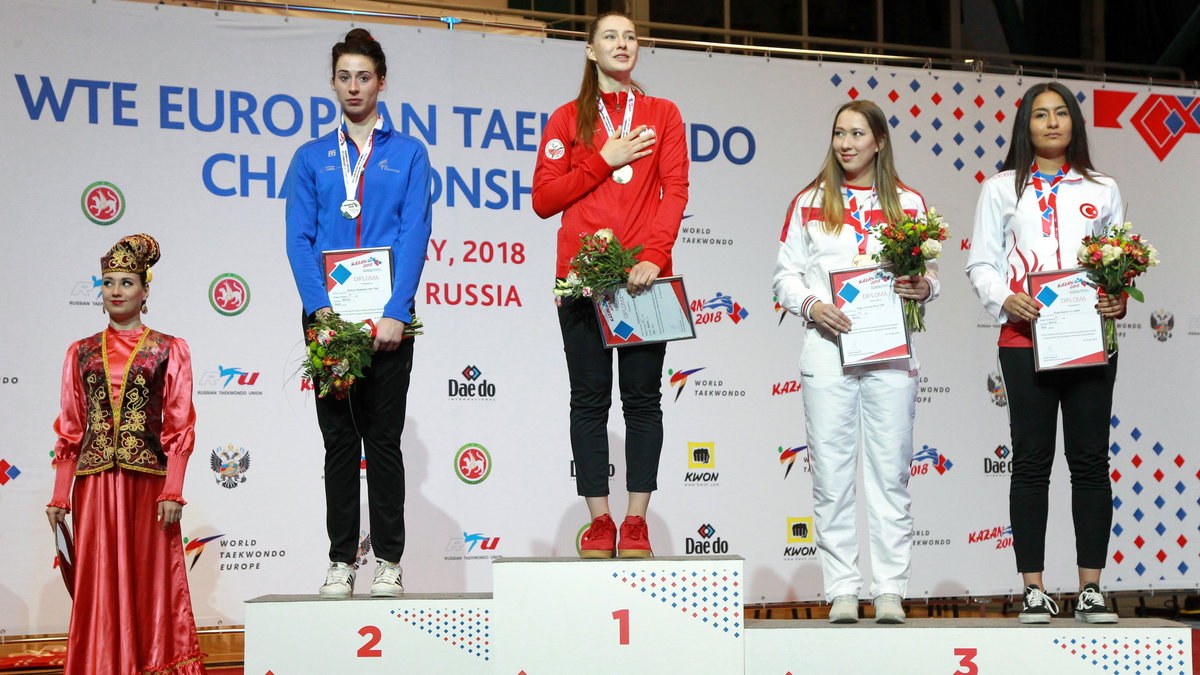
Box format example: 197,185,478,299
611,609,630,645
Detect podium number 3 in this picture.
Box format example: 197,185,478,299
953,647,978,674
611,609,630,645
358,625,383,657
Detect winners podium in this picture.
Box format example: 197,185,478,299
246,556,1192,674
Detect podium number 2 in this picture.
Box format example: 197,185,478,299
953,647,978,674
611,609,630,645
358,625,383,658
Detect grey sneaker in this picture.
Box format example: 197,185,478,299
828,594,859,623
873,593,906,624
370,560,404,597
1019,584,1059,624
1074,583,1118,624
319,561,355,598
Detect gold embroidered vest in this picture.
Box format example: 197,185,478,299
75,329,172,476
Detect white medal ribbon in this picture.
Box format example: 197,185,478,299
337,116,382,219
597,89,636,184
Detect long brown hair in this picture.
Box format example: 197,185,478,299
574,11,643,147
1002,81,1098,201
802,100,906,235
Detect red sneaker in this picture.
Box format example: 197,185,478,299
579,514,616,559
618,516,653,558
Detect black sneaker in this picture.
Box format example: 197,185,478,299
1074,583,1118,624
1019,584,1059,624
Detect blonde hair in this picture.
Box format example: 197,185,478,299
803,100,906,235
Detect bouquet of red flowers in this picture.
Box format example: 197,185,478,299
871,207,950,332
1076,221,1158,351
553,228,643,302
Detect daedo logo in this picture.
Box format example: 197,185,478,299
778,445,808,479
684,442,719,486
449,364,497,400
455,443,492,484
685,523,730,555
0,458,21,486
984,445,1013,476
81,181,125,225
689,292,750,326
968,524,1013,550
1093,90,1200,160
210,445,250,489
911,445,952,476
209,273,250,316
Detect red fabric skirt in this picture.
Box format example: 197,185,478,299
67,468,206,675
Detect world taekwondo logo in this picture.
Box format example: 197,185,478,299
778,445,808,479
183,533,225,570
667,367,705,401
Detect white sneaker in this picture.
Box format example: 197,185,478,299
828,594,859,623
873,593,906,624
319,562,355,598
371,560,404,597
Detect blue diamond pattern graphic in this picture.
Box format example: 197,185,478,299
830,74,842,86
1135,562,1146,576
1112,523,1123,536
1075,91,1087,103
910,130,921,142
4,464,20,481
1113,496,1122,509
953,158,964,171
1133,481,1144,495
953,82,964,94
1180,562,1190,575
1131,427,1142,440
953,132,964,145
1153,441,1164,455
1165,111,1185,135
995,160,1004,171
866,76,878,89
1155,496,1166,509
974,120,985,133
1176,508,1186,521
909,79,921,91
394,608,491,661
931,143,943,156
994,135,1005,147
888,115,900,128
1176,481,1186,494
1111,414,1120,427
329,264,352,285
1133,508,1144,521
994,85,1005,97
931,117,943,130
1156,522,1167,536
1111,442,1121,455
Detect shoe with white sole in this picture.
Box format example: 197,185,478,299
828,594,859,623
319,561,355,598
371,560,404,597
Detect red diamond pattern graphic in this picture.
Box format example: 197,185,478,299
848,87,860,100
1134,535,1145,549
1156,549,1167,563
953,107,964,120
888,90,899,102
974,171,985,183
931,92,942,105
1132,454,1142,468
1178,535,1188,548
994,110,1006,123
974,95,985,107
1111,469,1122,482
909,105,921,117
1113,550,1124,564
1174,454,1185,468
1153,469,1164,482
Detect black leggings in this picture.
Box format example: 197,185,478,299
999,347,1118,572
557,297,666,497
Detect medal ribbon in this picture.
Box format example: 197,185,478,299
337,117,382,243
843,186,876,255
596,88,635,140
1031,161,1069,268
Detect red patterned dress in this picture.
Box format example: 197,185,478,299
49,326,206,675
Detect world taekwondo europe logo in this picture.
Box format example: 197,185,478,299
183,533,225,570
778,445,807,479
667,367,705,402
1093,89,1200,160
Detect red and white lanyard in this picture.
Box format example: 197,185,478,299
844,186,877,255
1031,161,1069,266
336,117,382,244
596,88,635,139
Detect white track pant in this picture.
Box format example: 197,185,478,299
800,328,918,600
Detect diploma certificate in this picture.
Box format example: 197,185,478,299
828,265,912,366
1028,268,1108,371
594,276,696,348
322,247,394,323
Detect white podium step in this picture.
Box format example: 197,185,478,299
244,593,493,674
493,556,744,674
746,617,1193,674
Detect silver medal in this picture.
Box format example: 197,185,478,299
612,165,634,184
340,199,361,219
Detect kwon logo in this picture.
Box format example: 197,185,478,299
81,181,125,225
1093,90,1200,160
444,531,502,560
209,273,250,316
455,443,492,484
690,292,750,326
984,445,1013,476
210,445,250,489
448,364,496,400
911,445,952,476
684,442,719,486
1150,310,1174,342
986,370,1007,407
685,523,730,555
196,366,263,396
967,524,1013,550
783,517,817,559
778,445,808,478
68,276,103,307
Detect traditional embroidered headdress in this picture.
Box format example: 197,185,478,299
101,233,161,281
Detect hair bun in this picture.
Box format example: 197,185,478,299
345,28,374,43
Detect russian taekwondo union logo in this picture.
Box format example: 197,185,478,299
81,181,125,225
210,445,250,488
209,273,250,316
455,443,492,484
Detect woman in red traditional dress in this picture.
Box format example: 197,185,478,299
45,233,206,674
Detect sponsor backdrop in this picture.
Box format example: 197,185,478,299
1,0,1196,634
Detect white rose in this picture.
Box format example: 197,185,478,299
594,228,615,243
1146,244,1159,266
566,270,582,285
1101,243,1123,264
919,239,943,259
1076,244,1090,264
